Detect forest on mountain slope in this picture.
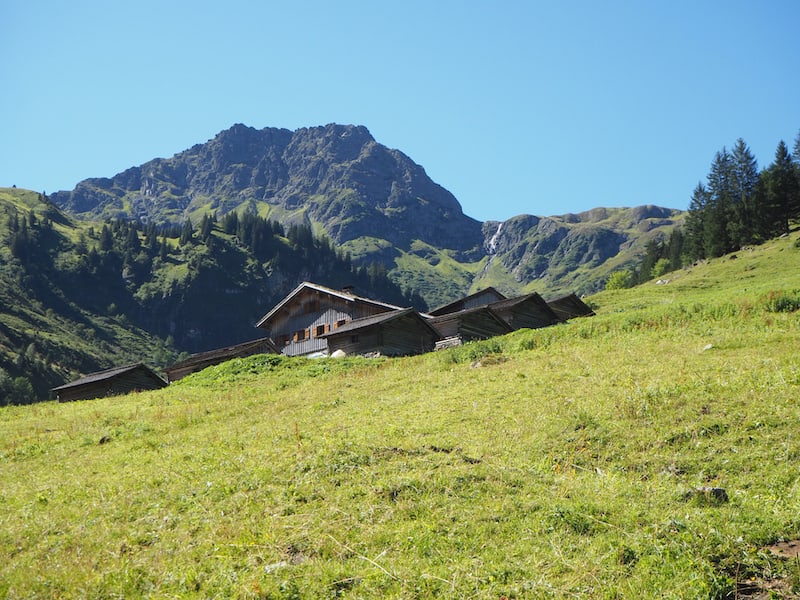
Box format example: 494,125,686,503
0,189,422,404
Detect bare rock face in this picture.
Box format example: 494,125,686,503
50,123,483,258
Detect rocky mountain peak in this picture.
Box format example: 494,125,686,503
48,123,683,300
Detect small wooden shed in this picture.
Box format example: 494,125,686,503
321,308,440,357
489,292,562,330
546,293,596,320
52,363,168,402
429,287,507,316
428,306,513,346
164,337,280,382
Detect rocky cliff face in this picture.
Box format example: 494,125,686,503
476,205,683,295
51,123,483,258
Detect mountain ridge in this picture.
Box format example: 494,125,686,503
49,123,683,304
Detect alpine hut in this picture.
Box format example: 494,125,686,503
255,282,403,357
320,308,440,357
546,293,595,320
428,305,513,349
52,363,167,402
164,336,280,382
489,292,562,330
428,287,507,316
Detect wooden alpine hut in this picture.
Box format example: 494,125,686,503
428,305,513,348
489,292,562,330
255,282,403,357
52,363,167,402
428,287,507,316
164,336,280,382
320,308,440,357
546,293,595,320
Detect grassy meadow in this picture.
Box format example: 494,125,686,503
2,233,800,598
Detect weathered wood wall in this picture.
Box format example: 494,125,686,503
327,317,437,357
57,369,166,402
265,290,394,356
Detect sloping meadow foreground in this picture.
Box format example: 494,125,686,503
2,234,800,598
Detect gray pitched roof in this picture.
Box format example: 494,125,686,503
52,363,166,391
546,293,596,319
320,308,439,337
429,287,507,316
255,281,403,328
165,337,279,373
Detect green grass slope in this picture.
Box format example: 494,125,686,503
1,233,800,598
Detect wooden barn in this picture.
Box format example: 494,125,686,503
164,337,280,382
429,287,507,316
256,282,403,357
52,363,167,402
321,308,440,357
546,293,596,320
489,292,562,330
428,306,512,347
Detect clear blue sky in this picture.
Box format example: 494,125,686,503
2,1,798,222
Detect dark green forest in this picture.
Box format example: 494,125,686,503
0,195,426,404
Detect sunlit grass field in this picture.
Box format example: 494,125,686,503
2,233,800,598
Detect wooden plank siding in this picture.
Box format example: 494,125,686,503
322,309,440,357
256,282,404,356
428,306,512,342
489,293,563,330
52,363,167,402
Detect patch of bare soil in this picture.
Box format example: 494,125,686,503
733,576,793,600
732,540,800,600
765,540,800,559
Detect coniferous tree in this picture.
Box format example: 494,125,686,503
684,182,710,260
666,227,685,270
705,149,735,257
794,130,800,170
762,140,800,235
729,138,759,246
199,214,214,242
794,130,800,210
99,224,114,252
179,219,194,246
8,211,19,233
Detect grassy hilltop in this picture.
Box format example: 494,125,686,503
2,232,800,598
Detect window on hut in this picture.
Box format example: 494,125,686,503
315,324,326,337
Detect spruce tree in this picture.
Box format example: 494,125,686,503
794,130,800,198
179,219,194,246
99,225,114,252
705,149,734,257
684,182,709,260
729,138,759,246
762,140,800,235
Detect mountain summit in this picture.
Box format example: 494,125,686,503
51,123,483,258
